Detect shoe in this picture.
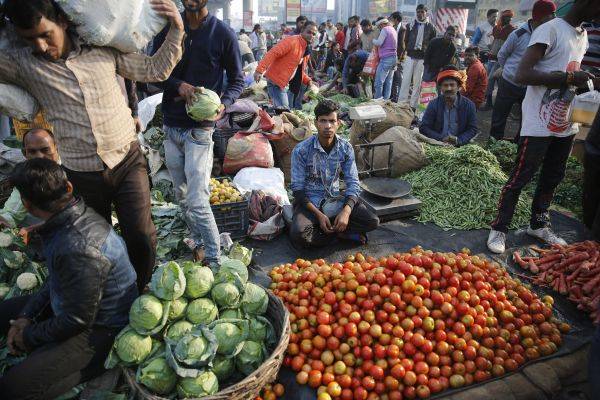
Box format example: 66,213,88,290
193,246,205,263
487,230,506,254
526,227,567,246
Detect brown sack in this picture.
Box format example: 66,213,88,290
273,128,313,184
349,100,415,145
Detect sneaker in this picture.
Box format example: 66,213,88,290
526,227,567,246
487,230,506,254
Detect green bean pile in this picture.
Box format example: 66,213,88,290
401,144,531,230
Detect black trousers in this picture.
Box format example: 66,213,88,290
390,63,403,103
64,142,157,292
491,135,574,233
490,77,527,140
289,201,379,247
0,296,119,400
584,151,600,240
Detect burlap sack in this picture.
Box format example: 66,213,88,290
349,100,415,145
273,127,313,184
355,126,428,177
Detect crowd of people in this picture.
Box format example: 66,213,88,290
0,0,598,398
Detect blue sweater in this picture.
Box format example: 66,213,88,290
419,93,479,145
152,13,244,128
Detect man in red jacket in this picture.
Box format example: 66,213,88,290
462,46,488,108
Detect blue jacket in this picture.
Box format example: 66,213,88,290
419,93,479,145
21,200,137,349
152,13,244,128
498,21,533,87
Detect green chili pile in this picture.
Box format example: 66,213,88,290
401,144,531,230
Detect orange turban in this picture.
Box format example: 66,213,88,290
436,70,467,90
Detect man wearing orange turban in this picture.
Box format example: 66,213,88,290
419,66,479,146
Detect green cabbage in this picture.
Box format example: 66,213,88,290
186,298,218,325
168,297,188,322
165,327,218,376
150,261,186,300
177,371,219,398
241,282,268,316
136,356,177,395
114,326,153,365
235,341,265,376
220,308,243,320
228,243,253,267
184,265,214,298
185,87,222,122
165,320,193,341
129,294,164,333
0,283,10,299
210,320,248,356
174,335,208,365
211,281,242,309
218,257,248,283
247,316,275,345
211,354,235,381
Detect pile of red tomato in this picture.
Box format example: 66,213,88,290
269,247,570,400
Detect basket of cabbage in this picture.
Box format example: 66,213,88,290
111,258,289,400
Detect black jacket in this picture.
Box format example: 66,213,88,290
20,200,137,349
404,21,437,59
424,37,456,73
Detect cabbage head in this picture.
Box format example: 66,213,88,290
220,308,243,320
228,243,252,267
150,261,186,300
4,250,24,269
241,282,268,316
168,297,188,322
210,320,248,356
174,334,208,365
16,272,38,291
0,283,10,299
247,316,274,344
115,327,153,365
211,354,235,381
211,281,242,309
187,298,218,325
129,294,164,333
218,257,248,283
136,356,177,395
165,320,193,341
177,370,219,398
184,265,214,299
235,341,265,376
185,87,222,122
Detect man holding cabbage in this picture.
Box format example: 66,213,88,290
151,0,244,267
0,0,185,292
0,158,138,399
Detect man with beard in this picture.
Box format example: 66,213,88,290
1,0,184,292
419,66,479,146
152,0,244,266
359,19,377,53
487,0,599,254
398,4,437,108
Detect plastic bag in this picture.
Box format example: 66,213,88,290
57,0,167,53
417,81,438,115
0,83,39,122
570,90,600,125
137,93,163,132
233,167,290,206
223,133,274,174
362,48,380,77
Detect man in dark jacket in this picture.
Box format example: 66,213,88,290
423,26,457,82
419,67,479,145
152,0,244,266
398,4,437,107
0,158,137,399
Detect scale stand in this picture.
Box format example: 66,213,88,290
349,104,422,222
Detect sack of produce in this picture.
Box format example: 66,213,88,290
356,126,428,177
223,132,274,174
349,100,414,145
272,127,313,184
57,0,167,53
0,83,39,122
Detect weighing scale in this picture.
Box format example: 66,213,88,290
349,105,422,222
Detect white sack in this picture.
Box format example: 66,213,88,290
233,167,291,206
0,84,39,122
137,93,163,132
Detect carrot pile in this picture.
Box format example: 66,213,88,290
513,241,600,320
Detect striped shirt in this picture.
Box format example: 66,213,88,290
583,22,600,69
0,27,184,172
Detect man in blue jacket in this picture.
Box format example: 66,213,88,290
0,158,137,399
152,0,244,266
419,66,479,146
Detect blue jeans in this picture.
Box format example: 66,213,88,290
327,66,337,81
253,49,266,61
163,126,221,264
288,84,306,110
374,56,397,100
485,60,500,106
267,80,289,108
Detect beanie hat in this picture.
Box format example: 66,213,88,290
532,0,557,22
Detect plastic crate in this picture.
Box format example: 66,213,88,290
213,128,238,161
210,177,249,239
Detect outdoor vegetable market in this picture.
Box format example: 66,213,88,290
0,0,599,400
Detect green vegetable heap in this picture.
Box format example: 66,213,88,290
402,144,531,230
105,246,276,399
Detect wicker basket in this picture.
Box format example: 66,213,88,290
124,290,290,400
